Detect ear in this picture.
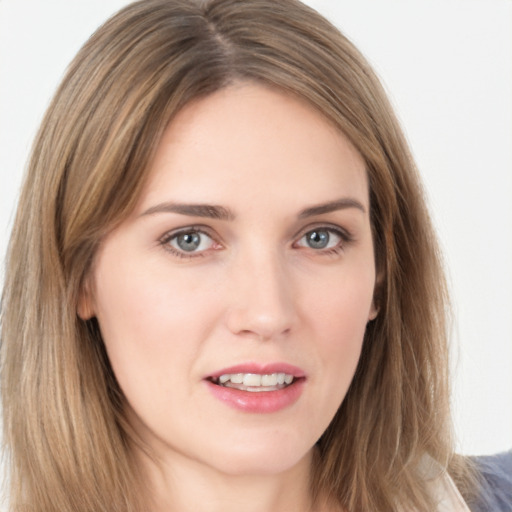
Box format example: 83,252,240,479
77,276,95,320
368,300,379,321
368,265,384,322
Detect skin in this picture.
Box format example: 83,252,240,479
80,83,377,512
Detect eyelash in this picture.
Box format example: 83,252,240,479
159,226,216,259
293,224,354,256
158,224,354,259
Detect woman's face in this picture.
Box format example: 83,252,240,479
80,83,377,477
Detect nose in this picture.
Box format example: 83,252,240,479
224,247,297,341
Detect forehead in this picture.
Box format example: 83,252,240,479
137,83,369,215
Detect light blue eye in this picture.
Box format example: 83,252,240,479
306,230,329,249
169,231,214,253
297,228,341,250
175,232,201,251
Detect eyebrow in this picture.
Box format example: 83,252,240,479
140,197,365,221
141,202,235,220
298,198,366,218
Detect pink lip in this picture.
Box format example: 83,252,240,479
204,362,306,414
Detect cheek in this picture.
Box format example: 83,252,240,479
301,267,374,398
316,296,367,386
305,264,375,342
92,256,221,395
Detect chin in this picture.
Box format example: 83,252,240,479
201,435,314,477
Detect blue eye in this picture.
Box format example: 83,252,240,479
296,228,343,250
165,230,215,254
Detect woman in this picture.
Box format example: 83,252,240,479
1,0,508,511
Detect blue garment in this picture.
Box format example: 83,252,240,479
470,451,512,512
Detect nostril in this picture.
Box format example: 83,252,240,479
234,326,292,342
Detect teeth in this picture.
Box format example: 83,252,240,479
243,374,261,386
215,372,295,389
261,374,277,386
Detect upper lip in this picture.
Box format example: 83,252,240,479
206,362,306,380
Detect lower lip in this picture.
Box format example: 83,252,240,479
205,379,305,413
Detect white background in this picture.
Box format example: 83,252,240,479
0,0,511,456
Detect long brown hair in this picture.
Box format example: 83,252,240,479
1,0,471,510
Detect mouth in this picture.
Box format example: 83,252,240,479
208,372,298,392
204,363,306,412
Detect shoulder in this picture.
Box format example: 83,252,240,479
469,451,512,512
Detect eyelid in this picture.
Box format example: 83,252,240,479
292,223,354,244
159,224,212,242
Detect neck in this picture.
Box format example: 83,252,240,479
137,446,318,512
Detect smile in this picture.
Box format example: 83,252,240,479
211,372,295,392
205,364,306,413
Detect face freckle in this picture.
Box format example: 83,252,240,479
84,82,377,478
